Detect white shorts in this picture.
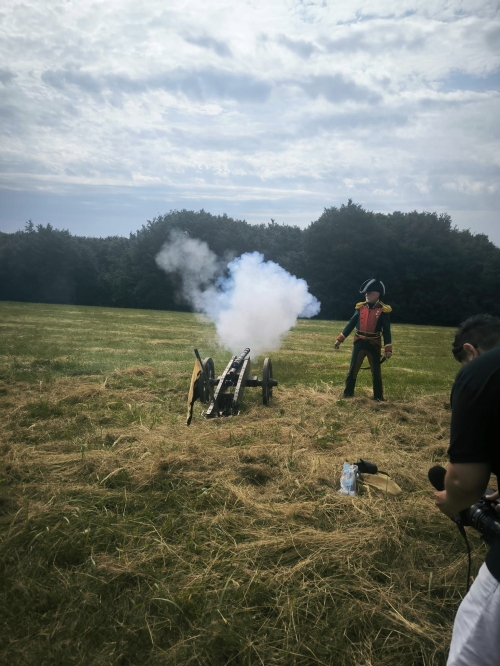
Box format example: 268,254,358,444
447,562,500,666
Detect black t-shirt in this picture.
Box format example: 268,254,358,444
448,345,500,581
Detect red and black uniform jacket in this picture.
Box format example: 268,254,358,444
336,301,392,353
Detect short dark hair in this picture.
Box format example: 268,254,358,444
452,314,500,362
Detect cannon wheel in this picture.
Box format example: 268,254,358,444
262,358,273,405
200,357,215,404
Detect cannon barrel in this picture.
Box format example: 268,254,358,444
230,348,250,371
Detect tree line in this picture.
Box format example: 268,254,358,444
1,201,499,326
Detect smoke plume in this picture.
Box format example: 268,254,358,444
155,230,321,355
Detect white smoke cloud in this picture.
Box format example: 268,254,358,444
154,230,223,312
155,230,321,355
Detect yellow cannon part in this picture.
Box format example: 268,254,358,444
186,357,203,426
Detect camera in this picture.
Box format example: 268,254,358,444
464,498,500,543
428,465,500,544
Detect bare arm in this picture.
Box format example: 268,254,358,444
434,462,491,518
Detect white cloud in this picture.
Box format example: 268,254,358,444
0,0,499,246
373,188,396,196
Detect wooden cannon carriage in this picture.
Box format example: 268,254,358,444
187,347,277,424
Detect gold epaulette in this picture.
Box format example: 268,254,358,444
355,301,392,312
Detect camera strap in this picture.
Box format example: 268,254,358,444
455,514,473,593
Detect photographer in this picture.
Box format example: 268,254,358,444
434,314,500,666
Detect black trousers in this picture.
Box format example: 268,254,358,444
343,339,384,400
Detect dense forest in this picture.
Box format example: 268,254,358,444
1,201,499,326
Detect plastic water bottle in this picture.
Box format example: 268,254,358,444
339,462,358,496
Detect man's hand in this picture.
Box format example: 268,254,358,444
384,350,392,359
434,490,458,519
334,335,344,350
488,490,500,515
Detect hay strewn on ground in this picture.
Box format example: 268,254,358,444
0,303,493,665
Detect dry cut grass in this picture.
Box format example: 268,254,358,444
0,304,492,665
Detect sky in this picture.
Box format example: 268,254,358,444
1,0,499,246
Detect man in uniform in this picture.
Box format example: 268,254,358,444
334,278,392,401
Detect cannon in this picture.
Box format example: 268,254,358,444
186,347,277,424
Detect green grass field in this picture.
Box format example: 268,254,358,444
0,301,491,665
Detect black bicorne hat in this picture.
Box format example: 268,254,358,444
359,279,385,297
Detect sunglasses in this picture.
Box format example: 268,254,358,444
452,343,478,361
